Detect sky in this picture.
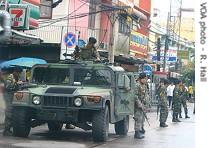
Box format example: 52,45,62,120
152,0,195,18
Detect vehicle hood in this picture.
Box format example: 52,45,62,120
26,85,112,97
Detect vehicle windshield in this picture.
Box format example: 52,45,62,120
74,68,111,86
31,67,70,85
31,66,112,86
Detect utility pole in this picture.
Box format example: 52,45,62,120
163,12,170,72
108,7,121,64
156,37,161,71
177,0,183,72
108,13,116,64
163,0,172,72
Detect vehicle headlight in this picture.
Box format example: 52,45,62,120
32,96,41,105
74,97,82,107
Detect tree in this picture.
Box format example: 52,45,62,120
180,60,195,85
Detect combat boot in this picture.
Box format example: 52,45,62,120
185,115,190,118
140,127,145,134
179,114,182,118
134,131,145,139
172,117,177,122
160,123,168,127
176,119,181,122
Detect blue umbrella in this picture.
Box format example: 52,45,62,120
0,57,47,69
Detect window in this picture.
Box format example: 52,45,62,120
74,68,111,86
32,67,70,85
88,0,96,29
118,15,129,34
40,0,53,19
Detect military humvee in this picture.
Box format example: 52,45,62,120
12,61,136,142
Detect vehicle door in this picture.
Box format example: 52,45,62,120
115,72,135,115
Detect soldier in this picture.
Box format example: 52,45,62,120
76,37,100,61
172,80,182,122
3,67,22,136
179,82,190,119
134,72,148,139
157,79,168,127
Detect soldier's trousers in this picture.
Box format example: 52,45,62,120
180,99,188,116
159,105,168,123
172,102,181,119
3,93,13,131
134,108,145,131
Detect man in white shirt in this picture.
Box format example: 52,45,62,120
166,82,175,108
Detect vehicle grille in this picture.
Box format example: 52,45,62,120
43,96,72,107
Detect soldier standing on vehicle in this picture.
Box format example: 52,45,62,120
134,72,148,139
172,80,182,122
78,37,100,61
2,67,23,136
157,79,169,127
179,82,190,119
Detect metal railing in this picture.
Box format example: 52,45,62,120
25,25,109,46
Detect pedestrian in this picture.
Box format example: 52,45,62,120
172,80,182,122
166,82,175,109
134,72,148,139
76,37,101,61
2,67,23,136
188,84,193,101
157,79,169,127
179,82,190,119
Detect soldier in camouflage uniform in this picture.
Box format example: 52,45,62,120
179,82,190,119
157,79,168,127
172,80,182,122
134,73,148,139
75,37,100,61
3,67,22,136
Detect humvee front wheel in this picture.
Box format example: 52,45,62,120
92,105,109,142
48,122,63,132
114,115,129,135
13,108,31,137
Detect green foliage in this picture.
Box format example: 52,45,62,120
180,61,195,85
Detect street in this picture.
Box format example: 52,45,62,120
0,103,195,148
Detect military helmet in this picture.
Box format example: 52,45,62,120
138,72,147,79
88,37,97,44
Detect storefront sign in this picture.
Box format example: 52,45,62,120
130,31,148,58
152,47,177,63
9,4,30,30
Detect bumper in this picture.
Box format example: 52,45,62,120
36,109,79,122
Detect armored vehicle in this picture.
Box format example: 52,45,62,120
12,61,136,142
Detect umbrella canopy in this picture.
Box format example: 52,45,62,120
0,57,47,69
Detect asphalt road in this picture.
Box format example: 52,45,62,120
0,103,195,148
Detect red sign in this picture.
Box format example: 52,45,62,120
11,9,23,27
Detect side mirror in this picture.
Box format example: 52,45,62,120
118,74,131,90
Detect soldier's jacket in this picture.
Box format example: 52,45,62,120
135,83,147,109
180,85,188,100
4,74,19,92
173,86,182,104
157,86,168,107
80,44,100,60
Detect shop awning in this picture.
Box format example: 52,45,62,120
1,29,43,45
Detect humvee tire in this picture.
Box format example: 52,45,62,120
13,108,31,137
48,122,63,132
92,105,109,142
114,115,129,135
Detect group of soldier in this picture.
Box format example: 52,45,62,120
0,37,192,140
0,67,23,136
134,73,191,139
